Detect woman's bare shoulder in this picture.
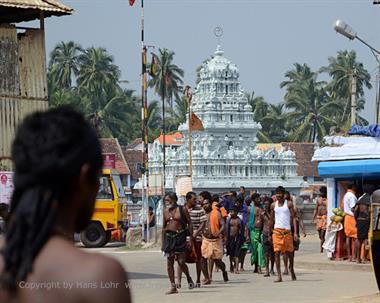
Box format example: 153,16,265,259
42,236,125,275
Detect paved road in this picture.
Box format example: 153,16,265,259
84,239,379,303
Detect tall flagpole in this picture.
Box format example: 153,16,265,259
162,81,166,195
140,0,150,243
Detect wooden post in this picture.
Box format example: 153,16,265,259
185,86,193,178
351,70,357,126
39,11,45,30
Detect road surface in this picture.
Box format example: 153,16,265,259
84,238,379,303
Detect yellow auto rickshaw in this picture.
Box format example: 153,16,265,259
80,169,128,248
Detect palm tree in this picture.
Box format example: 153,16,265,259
280,63,318,107
260,103,288,142
149,48,184,184
80,88,139,144
76,47,124,138
172,96,188,125
77,47,120,93
246,91,269,122
49,88,81,110
146,100,162,141
149,48,184,107
256,131,273,143
245,92,274,142
321,50,372,100
48,41,83,89
153,96,189,134
47,42,143,144
320,50,372,125
284,79,340,142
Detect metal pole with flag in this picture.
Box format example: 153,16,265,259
131,0,150,243
142,0,150,244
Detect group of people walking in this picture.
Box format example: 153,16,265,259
161,185,303,295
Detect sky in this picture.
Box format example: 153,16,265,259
42,0,379,122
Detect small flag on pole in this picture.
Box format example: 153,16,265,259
142,47,147,74
190,112,204,131
129,0,136,6
150,54,157,78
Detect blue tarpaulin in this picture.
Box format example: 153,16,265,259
318,159,380,178
348,124,380,138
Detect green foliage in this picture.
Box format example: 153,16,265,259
319,50,372,127
148,48,186,135
48,43,188,145
48,41,82,89
277,51,371,142
261,104,289,143
149,48,184,108
77,47,120,92
48,42,140,145
147,100,162,141
48,43,372,146
245,92,288,143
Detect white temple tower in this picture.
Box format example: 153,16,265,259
149,46,302,193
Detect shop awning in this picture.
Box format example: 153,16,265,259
318,159,380,178
0,0,73,23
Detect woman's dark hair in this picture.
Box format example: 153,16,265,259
319,186,327,197
211,194,220,203
0,107,102,293
235,196,244,205
251,193,260,201
0,203,9,221
199,191,211,202
231,205,239,213
244,197,252,206
165,192,178,203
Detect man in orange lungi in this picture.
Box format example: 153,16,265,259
269,186,298,283
313,186,328,253
343,183,358,261
201,196,229,283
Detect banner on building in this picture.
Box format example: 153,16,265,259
102,153,116,169
148,173,163,196
175,175,192,197
0,171,14,205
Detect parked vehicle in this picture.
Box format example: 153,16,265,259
80,169,128,248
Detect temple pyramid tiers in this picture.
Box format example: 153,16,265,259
149,45,303,193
